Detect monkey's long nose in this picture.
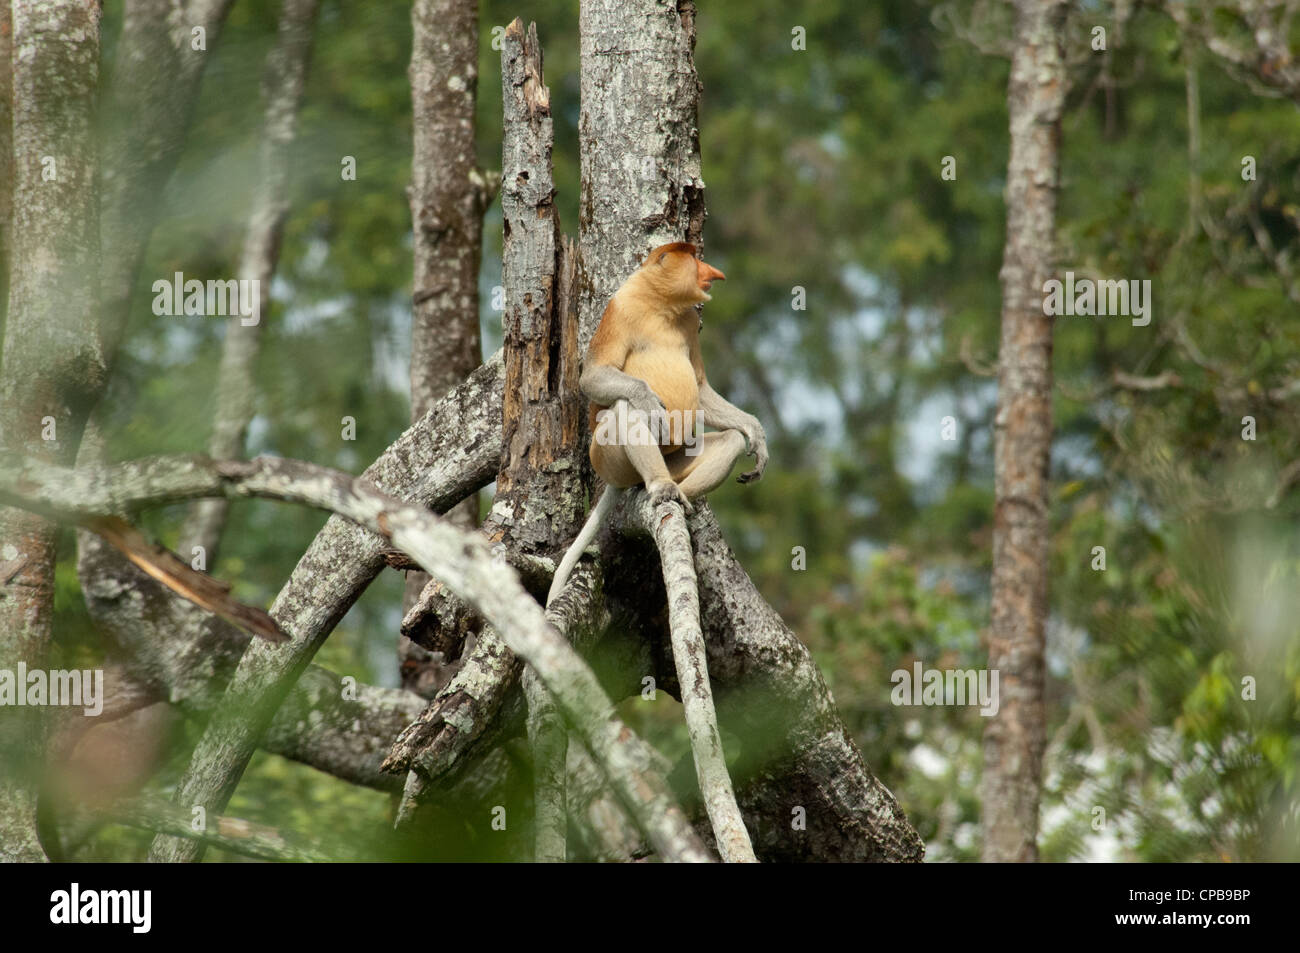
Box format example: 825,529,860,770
699,261,726,285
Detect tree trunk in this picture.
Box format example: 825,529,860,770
982,0,1067,864
578,0,707,348
401,0,493,691
0,0,104,863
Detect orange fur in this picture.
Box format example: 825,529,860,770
586,246,719,469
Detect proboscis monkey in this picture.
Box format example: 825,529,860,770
546,242,767,605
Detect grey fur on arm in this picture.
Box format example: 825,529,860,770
580,364,666,418
698,383,767,483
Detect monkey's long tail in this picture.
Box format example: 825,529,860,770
546,487,618,607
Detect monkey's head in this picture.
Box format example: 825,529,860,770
640,242,726,306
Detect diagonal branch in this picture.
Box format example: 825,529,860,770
83,515,287,643
110,353,504,862
1,454,711,863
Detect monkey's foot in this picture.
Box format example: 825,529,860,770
646,479,694,514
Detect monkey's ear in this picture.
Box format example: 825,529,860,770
656,252,669,265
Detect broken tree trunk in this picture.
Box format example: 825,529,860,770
388,20,591,861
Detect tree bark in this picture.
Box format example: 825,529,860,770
390,20,592,859
0,0,103,863
578,0,707,348
650,501,756,862
0,1,13,312
982,0,1067,864
663,502,925,862
401,0,494,687
496,18,587,861
407,0,489,423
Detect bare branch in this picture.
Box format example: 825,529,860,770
959,333,998,377
1266,457,1300,508
1166,0,1300,103
681,503,926,862
90,353,504,861
1111,369,1184,391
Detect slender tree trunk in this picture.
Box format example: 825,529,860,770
178,0,321,567
981,0,1067,863
402,0,493,691
0,0,104,862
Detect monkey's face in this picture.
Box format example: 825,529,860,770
643,244,725,305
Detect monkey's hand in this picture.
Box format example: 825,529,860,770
736,416,768,484
629,381,667,420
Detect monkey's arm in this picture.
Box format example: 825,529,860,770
581,300,666,417
697,382,768,484
580,363,666,418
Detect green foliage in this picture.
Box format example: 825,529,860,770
47,0,1299,861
